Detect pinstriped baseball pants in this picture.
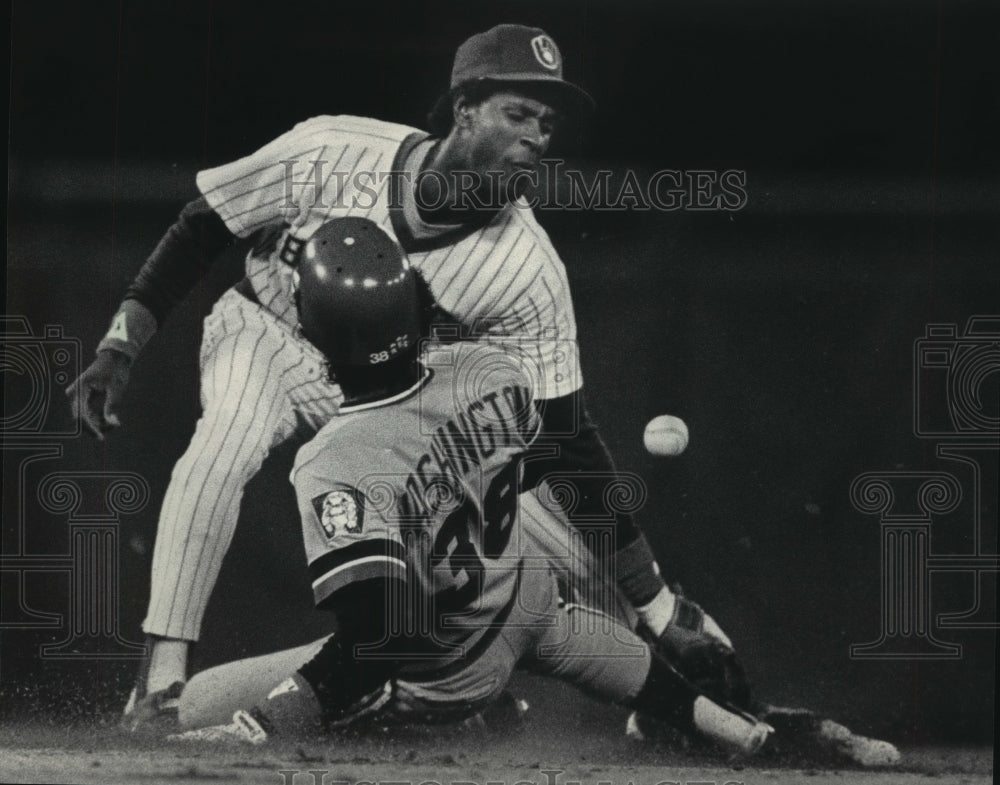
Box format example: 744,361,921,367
143,288,343,640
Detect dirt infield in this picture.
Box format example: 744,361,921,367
0,718,991,785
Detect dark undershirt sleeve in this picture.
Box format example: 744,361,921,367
521,388,669,607
124,196,237,326
302,578,401,721
521,388,643,547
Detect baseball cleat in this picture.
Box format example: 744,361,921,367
120,680,184,733
756,704,902,767
166,709,268,745
815,719,901,767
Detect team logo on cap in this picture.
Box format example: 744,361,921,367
531,35,560,70
312,485,365,539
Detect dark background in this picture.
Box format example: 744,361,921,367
4,0,998,745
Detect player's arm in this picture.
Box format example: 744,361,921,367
522,387,665,603
67,116,338,438
66,196,236,438
285,577,401,729
181,575,403,737
280,463,410,731
522,388,747,706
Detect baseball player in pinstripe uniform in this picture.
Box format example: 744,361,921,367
67,24,739,729
166,221,772,755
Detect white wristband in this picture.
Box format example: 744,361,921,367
96,299,157,361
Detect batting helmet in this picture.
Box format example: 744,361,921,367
294,217,422,375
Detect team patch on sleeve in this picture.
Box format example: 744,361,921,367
311,485,365,540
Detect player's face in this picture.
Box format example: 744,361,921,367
457,90,561,202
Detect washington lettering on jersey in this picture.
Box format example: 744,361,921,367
397,382,532,527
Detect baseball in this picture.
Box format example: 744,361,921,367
643,415,689,456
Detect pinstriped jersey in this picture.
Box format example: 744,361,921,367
196,115,581,400
291,343,540,666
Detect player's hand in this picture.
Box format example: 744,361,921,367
654,594,751,710
66,349,131,439
657,592,733,652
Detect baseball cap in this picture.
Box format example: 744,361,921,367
451,24,595,116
